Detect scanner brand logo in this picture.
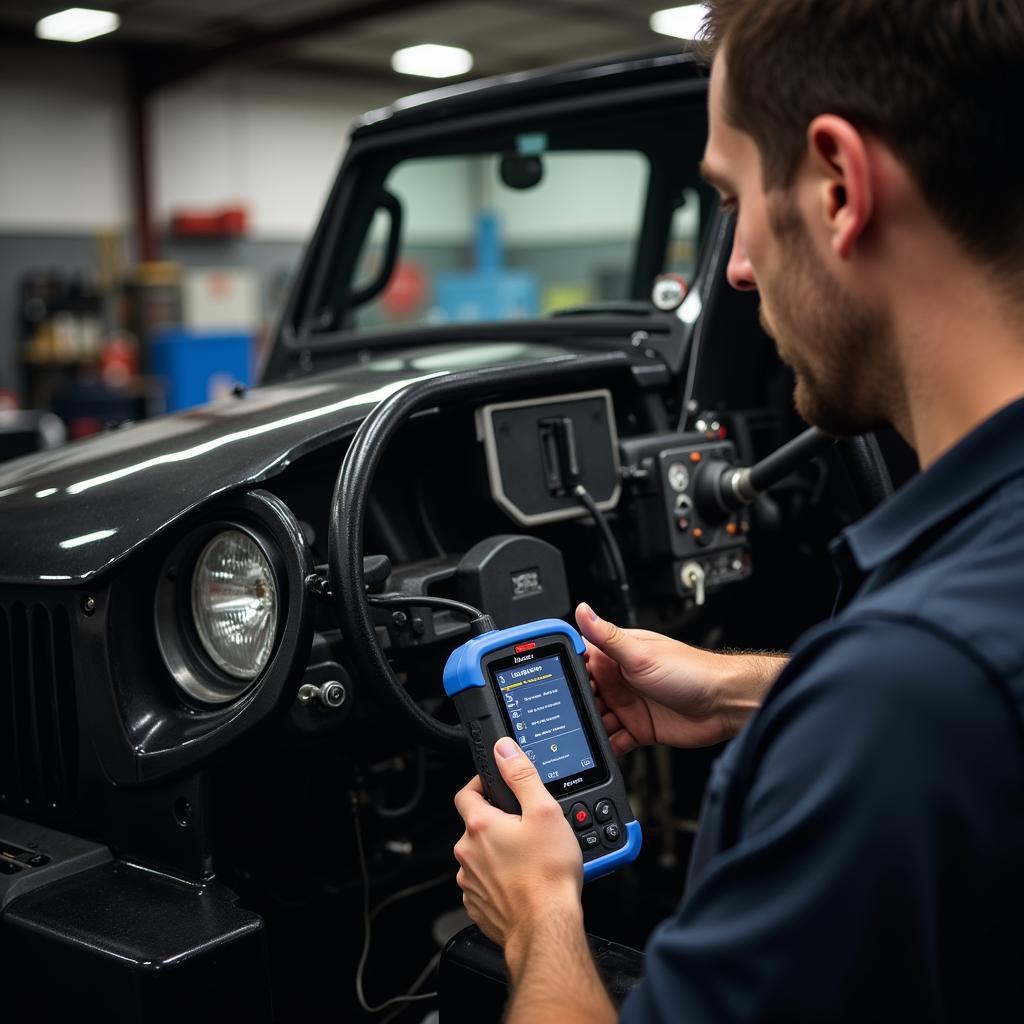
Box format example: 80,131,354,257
561,775,585,790
513,653,535,664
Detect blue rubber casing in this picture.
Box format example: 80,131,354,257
444,618,642,883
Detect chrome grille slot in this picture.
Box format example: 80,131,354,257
0,601,78,810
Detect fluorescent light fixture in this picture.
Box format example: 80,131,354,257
650,4,710,41
391,44,473,79
35,7,120,43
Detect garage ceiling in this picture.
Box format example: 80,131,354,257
0,0,687,87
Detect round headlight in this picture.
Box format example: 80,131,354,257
191,529,278,682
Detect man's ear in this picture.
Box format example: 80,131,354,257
805,114,874,260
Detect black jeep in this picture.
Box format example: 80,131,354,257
0,48,902,1021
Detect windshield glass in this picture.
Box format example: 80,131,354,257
304,100,711,340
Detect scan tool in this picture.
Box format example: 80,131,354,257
444,619,642,882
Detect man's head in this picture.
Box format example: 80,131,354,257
699,1,1024,437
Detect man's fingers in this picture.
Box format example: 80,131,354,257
602,710,624,736
576,602,638,665
608,728,637,757
492,736,553,814
578,606,655,687
453,776,491,822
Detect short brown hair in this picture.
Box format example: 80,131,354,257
703,1,1024,276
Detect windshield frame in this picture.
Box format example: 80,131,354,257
270,68,710,372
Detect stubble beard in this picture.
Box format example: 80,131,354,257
759,196,897,437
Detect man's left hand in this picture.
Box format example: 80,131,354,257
453,736,583,956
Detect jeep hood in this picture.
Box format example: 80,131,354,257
0,342,582,586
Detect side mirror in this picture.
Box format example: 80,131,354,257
348,188,403,309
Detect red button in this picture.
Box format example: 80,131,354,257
569,802,591,831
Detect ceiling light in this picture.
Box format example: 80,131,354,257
35,8,120,43
650,4,710,41
391,44,474,79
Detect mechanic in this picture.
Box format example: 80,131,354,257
453,2,1024,1021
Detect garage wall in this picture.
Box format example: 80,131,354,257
0,48,399,394
152,70,396,241
0,45,396,240
0,47,131,233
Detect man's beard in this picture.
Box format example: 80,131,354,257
759,196,897,437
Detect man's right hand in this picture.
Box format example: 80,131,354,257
575,603,786,755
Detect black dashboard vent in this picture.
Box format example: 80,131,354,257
0,601,79,811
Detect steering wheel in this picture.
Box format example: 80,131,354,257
328,358,893,748
328,352,631,747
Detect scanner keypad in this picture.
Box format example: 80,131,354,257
565,798,624,855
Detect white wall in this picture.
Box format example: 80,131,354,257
151,70,397,241
0,48,131,233
0,46,398,242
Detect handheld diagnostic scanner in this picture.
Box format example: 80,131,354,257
443,619,642,883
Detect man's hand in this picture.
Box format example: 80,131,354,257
453,736,582,956
577,602,786,754
454,738,616,1024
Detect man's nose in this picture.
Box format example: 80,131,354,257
726,231,757,291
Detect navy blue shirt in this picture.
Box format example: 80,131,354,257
621,398,1024,1022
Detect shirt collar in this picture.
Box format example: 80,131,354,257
841,396,1024,573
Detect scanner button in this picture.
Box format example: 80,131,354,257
579,831,600,852
570,802,592,831
594,799,614,822
603,823,622,843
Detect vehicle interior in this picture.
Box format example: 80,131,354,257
0,53,919,1022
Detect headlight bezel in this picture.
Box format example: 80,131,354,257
155,519,285,707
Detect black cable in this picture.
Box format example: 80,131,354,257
574,484,637,628
368,593,482,619
367,593,495,636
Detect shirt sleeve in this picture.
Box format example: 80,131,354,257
620,617,1022,1023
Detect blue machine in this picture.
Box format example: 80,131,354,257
444,619,642,883
150,328,253,412
436,212,538,322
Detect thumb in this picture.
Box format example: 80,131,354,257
494,737,548,811
576,602,645,672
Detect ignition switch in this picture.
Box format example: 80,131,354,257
681,561,706,606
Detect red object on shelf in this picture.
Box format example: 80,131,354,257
170,206,248,238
